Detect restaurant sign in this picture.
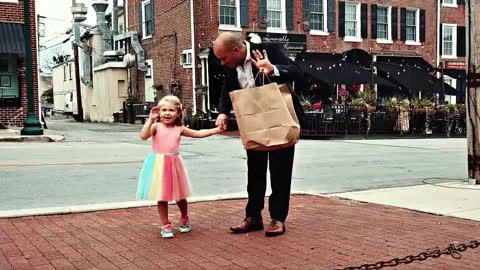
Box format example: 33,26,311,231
247,32,307,57
445,61,466,70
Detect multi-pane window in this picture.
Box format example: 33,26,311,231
442,0,456,5
442,24,456,57
345,3,358,38
142,0,153,37
377,7,389,39
406,10,417,41
267,0,283,29
310,0,325,31
219,0,237,26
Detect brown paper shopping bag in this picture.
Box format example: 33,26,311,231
229,83,300,151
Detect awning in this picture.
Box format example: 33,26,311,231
441,68,467,80
375,62,457,95
376,55,435,72
0,23,25,56
296,52,397,87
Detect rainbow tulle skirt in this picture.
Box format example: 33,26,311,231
136,153,190,202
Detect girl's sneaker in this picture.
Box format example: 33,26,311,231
161,223,174,238
179,216,191,233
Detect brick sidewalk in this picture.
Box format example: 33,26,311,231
1,195,479,270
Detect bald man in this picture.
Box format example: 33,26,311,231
213,32,305,237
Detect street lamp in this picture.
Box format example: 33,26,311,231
21,0,43,135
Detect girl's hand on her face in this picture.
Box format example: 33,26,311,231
149,107,160,121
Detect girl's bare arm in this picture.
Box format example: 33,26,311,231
140,119,156,140
181,126,222,138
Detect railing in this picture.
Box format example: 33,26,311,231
301,105,466,138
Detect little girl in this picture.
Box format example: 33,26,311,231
137,95,222,238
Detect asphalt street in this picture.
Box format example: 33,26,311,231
0,119,467,211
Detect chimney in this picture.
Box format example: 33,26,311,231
92,0,110,65
112,0,118,35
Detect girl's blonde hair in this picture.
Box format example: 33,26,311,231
157,95,183,126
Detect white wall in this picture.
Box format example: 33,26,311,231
88,65,128,122
52,61,75,112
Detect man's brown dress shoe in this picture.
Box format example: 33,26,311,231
265,219,285,237
230,217,264,233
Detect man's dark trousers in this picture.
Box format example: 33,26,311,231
245,145,295,222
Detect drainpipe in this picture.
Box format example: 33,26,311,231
112,0,118,35
190,0,197,114
437,0,441,74
125,0,128,33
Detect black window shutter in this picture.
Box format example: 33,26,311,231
327,0,335,33
420,9,425,42
392,7,398,40
240,0,249,27
259,0,267,28
361,3,368,38
138,4,143,38
151,0,155,35
400,8,406,41
457,26,466,57
338,1,345,37
440,23,443,55
303,0,310,31
457,0,465,5
287,0,294,30
371,4,377,39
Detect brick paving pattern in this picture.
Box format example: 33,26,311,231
1,195,479,270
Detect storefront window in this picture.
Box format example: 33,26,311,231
0,55,19,104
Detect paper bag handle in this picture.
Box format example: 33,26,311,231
254,70,272,86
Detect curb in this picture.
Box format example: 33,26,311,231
0,192,321,219
0,135,65,142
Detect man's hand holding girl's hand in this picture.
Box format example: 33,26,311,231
215,113,228,132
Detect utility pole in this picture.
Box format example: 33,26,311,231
37,14,46,127
467,0,480,184
71,0,85,122
21,0,43,135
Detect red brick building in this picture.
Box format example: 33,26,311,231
126,0,194,109
0,0,39,127
126,0,466,112
439,0,466,104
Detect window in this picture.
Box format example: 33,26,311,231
442,0,457,7
0,56,19,101
181,49,193,68
444,76,457,104
142,0,153,38
69,63,72,80
442,24,457,58
345,3,361,40
0,75,11,87
310,0,327,32
406,9,419,43
219,0,240,30
0,0,19,3
0,60,7,73
377,6,391,40
63,65,67,81
267,0,285,30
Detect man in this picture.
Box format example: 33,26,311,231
213,32,304,237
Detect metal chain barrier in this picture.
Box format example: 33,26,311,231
337,240,480,270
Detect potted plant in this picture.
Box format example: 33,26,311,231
350,98,367,112
299,94,313,111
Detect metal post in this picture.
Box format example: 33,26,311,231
21,0,43,135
